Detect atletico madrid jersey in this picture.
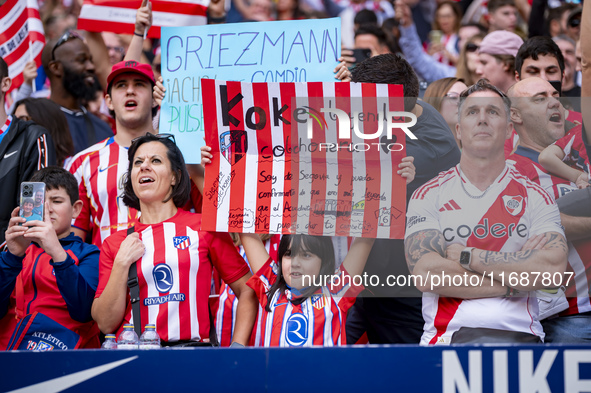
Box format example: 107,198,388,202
96,209,250,342
553,125,590,174
247,257,362,347
508,147,591,316
406,164,563,345
66,137,138,247
216,236,280,347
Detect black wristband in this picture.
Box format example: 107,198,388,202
134,31,143,37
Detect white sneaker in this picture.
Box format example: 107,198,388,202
537,287,568,320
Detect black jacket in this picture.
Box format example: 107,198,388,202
0,117,56,246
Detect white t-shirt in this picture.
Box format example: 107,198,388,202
405,164,563,345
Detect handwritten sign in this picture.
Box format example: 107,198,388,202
160,18,340,163
201,80,408,239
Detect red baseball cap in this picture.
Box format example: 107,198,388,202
107,60,155,90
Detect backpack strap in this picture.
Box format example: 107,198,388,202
126,226,142,338
125,225,219,345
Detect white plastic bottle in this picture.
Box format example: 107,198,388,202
117,325,139,349
101,334,118,349
139,324,161,349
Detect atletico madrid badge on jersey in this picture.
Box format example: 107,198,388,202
502,195,524,216
311,294,326,310
173,236,191,250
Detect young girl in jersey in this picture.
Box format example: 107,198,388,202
239,232,374,346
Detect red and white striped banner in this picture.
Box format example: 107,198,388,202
0,0,45,91
77,0,208,38
201,80,409,239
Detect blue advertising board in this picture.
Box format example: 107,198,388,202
1,345,590,392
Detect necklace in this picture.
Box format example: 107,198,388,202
460,178,492,199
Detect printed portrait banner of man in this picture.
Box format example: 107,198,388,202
159,18,341,163
201,79,415,239
78,0,209,38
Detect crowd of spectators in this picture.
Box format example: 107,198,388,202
0,0,590,349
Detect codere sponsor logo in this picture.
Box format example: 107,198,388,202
442,218,527,242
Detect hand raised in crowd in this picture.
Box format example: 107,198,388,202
394,0,413,28
334,60,352,82
153,76,166,107
135,0,152,36
339,49,356,66
113,232,145,269
208,0,226,19
21,202,68,263
398,156,416,184
5,207,31,257
201,144,213,165
22,61,37,87
427,42,444,56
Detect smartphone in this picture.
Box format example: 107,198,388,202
20,182,45,223
351,48,372,64
429,30,443,45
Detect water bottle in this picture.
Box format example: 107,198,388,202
139,324,161,349
101,334,118,349
117,325,139,349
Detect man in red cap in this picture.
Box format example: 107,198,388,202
65,60,157,248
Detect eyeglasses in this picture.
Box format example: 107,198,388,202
52,30,83,61
444,93,460,105
131,132,176,145
465,42,479,53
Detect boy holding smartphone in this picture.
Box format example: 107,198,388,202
0,167,100,349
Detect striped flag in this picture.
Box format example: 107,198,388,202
0,0,45,91
77,0,208,38
201,79,408,239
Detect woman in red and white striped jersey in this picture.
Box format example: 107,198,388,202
91,133,257,346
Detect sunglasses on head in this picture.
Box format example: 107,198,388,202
465,42,479,53
132,132,176,145
51,30,83,61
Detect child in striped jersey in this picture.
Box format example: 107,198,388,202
239,232,374,347
538,126,591,217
